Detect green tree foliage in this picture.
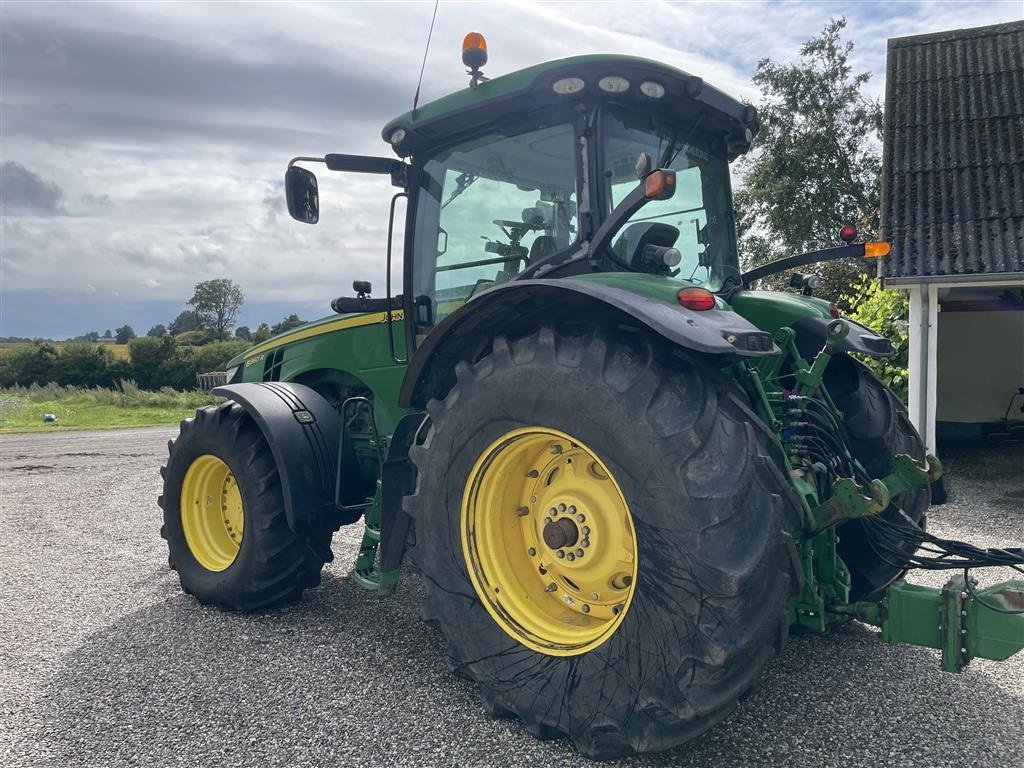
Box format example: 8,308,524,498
0,342,124,388
147,324,168,337
0,337,249,391
234,326,252,341
126,336,179,390
103,329,113,339
271,314,305,335
169,310,202,335
187,279,245,341
736,18,883,304
842,274,909,402
115,324,136,344
252,323,272,343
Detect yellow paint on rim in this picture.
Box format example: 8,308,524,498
242,309,404,361
462,427,638,656
181,455,244,572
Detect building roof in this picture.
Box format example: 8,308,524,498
880,21,1024,279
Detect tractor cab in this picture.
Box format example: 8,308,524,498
286,47,757,345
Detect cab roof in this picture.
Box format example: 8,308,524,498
382,54,758,161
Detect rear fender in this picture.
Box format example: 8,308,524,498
212,382,341,542
400,279,778,409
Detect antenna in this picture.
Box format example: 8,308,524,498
411,0,440,116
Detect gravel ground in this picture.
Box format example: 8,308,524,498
1,427,1021,768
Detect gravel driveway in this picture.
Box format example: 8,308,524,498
1,427,1021,768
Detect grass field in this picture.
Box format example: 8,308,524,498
0,382,221,433
0,342,131,360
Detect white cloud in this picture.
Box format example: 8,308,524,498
1,0,1020,336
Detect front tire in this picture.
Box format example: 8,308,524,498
406,325,802,759
159,402,331,611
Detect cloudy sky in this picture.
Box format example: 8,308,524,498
1,0,1020,338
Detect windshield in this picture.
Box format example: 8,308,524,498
411,121,578,331
602,107,738,291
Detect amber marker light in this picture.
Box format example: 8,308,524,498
644,169,676,200
863,241,891,259
462,32,488,70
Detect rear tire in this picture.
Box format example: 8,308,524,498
826,356,929,602
406,325,802,759
159,402,331,611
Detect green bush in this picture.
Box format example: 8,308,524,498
842,273,909,402
0,337,250,391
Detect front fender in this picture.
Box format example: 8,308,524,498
212,382,341,542
400,278,778,409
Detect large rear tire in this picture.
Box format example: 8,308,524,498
159,402,331,611
826,356,929,602
405,325,802,759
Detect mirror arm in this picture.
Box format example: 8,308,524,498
738,243,866,286
517,169,675,280
331,295,403,314
288,155,408,189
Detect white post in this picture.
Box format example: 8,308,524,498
906,283,928,446
925,284,940,454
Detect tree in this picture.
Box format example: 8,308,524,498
252,323,272,343
103,329,113,339
736,18,882,304
234,325,252,341
187,278,245,341
169,310,202,336
147,324,168,337
84,330,100,342
271,314,304,335
115,324,136,344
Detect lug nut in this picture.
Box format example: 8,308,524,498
544,517,552,526
568,505,576,514
545,583,558,592
526,469,539,478
528,547,536,556
556,550,565,559
582,538,590,548
582,526,590,535
576,548,584,558
551,445,563,455
517,506,530,517
590,592,600,600
567,553,575,561
581,604,590,613
558,503,567,512
549,507,558,516
576,514,585,523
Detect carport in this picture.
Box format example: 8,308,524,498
880,21,1024,453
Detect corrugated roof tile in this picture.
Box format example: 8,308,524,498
881,21,1024,277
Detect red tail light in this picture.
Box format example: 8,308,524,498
677,287,716,311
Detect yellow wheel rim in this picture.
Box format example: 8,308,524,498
462,427,638,656
180,454,244,572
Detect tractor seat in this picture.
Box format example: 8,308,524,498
528,235,557,261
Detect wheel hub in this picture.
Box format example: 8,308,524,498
543,516,579,549
462,427,638,656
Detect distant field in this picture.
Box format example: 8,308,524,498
0,383,221,433
0,342,131,360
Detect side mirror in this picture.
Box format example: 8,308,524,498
285,166,319,224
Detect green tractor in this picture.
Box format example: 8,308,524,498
160,39,1024,759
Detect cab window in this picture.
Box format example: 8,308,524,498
412,122,578,331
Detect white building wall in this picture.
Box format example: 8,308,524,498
937,309,1024,423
